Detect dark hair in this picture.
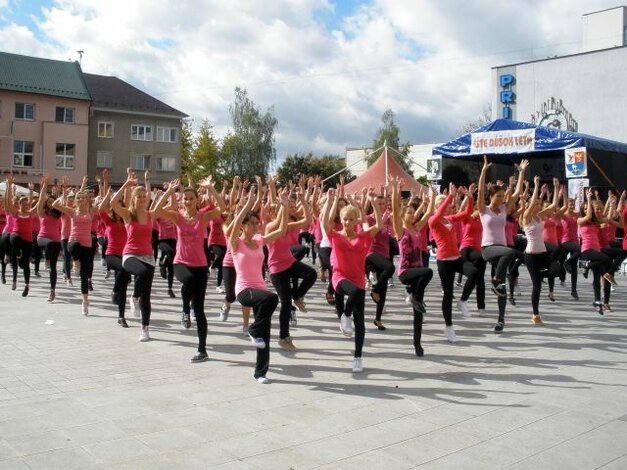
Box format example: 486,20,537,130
242,211,260,224
488,184,505,197
183,187,198,198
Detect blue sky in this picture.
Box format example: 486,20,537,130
1,0,52,39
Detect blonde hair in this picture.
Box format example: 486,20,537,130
434,194,447,207
339,205,359,219
128,186,147,222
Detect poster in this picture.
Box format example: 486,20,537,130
565,147,587,178
426,157,442,180
568,178,589,212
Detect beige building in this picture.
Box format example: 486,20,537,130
0,52,91,185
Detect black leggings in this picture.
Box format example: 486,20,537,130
222,265,236,304
366,252,395,321
318,246,334,295
0,232,9,281
237,288,278,378
525,252,561,316
335,279,366,358
482,245,516,284
436,258,478,326
209,244,226,287
31,233,42,273
122,257,155,326
559,241,580,293
61,239,71,279
106,255,130,318
159,239,176,289
68,241,93,295
580,249,611,302
460,247,486,310
174,264,208,353
399,267,433,351
38,238,61,290
9,234,32,285
270,260,317,339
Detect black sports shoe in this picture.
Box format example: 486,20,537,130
118,318,129,328
181,313,191,329
415,346,424,357
508,295,516,306
48,290,55,302
593,301,604,316
88,280,94,292
191,352,208,363
571,291,579,300
494,320,505,332
168,289,176,298
21,286,29,297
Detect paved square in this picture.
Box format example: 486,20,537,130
1,262,626,469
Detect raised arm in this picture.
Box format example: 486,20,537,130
287,187,312,231
36,175,50,217
321,189,337,236
577,188,594,226
477,155,490,212
390,179,403,240
228,187,257,250
264,192,290,244
538,177,560,218
522,176,540,226
110,173,137,222
507,159,529,211
4,177,16,216
362,191,382,238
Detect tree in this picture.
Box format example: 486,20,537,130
188,119,221,184
179,118,194,181
367,109,414,175
221,87,278,181
276,152,354,188
455,103,492,136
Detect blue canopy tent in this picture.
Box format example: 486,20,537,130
431,119,627,190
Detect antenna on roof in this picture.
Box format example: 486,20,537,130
77,50,84,66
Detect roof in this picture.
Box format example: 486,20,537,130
492,44,627,69
83,73,187,117
0,51,91,100
344,148,424,193
432,118,627,160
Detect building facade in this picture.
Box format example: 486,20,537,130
0,52,91,185
492,6,627,144
83,74,187,186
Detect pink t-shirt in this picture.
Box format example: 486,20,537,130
267,231,297,274
174,214,208,267
69,213,93,247
123,215,153,256
158,218,177,240
232,235,268,295
329,230,372,290
580,224,601,252
460,217,482,251
100,212,127,256
479,204,507,247
397,229,423,277
38,214,62,243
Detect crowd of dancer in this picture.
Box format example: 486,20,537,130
1,159,626,382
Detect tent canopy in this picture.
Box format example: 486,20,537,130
432,118,627,161
0,181,37,197
344,148,423,194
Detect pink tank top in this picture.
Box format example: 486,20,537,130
542,218,558,245
3,214,15,235
69,213,93,247
38,214,62,243
479,204,507,247
14,214,33,240
524,217,546,254
232,235,268,295
267,231,297,274
100,212,127,256
158,218,177,240
397,229,423,276
123,214,153,256
329,230,372,290
207,217,227,246
174,213,208,267
61,214,71,239
580,224,601,252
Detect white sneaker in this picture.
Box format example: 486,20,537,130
81,301,89,316
352,357,363,373
477,309,486,316
216,286,225,294
340,314,353,337
249,333,266,349
256,376,270,384
457,300,471,318
405,294,412,305
219,305,230,322
130,297,140,317
139,326,150,342
368,272,378,286
387,279,394,288
445,326,458,343
242,325,250,335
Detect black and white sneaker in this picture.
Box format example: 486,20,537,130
491,283,507,298
494,320,505,332
181,313,191,329
593,301,604,315
191,352,208,363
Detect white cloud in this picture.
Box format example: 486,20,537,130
0,0,621,162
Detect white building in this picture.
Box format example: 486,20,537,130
492,6,627,143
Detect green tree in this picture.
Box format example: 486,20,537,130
276,152,354,188
221,87,278,180
179,118,194,180
367,109,413,175
187,119,221,184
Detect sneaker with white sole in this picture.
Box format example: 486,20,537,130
139,326,150,342
130,297,140,317
457,300,471,318
216,286,225,294
368,272,378,286
477,308,486,316
81,300,89,316
444,325,458,343
404,294,412,305
242,325,250,335
340,314,353,337
249,334,266,349
290,308,298,326
352,357,363,372
219,304,230,322
256,376,270,384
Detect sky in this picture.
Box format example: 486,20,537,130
0,0,622,164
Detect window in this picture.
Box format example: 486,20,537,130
13,141,34,167
131,124,152,141
98,121,114,138
96,151,113,168
130,154,151,170
155,156,176,172
55,107,74,123
15,103,35,120
55,144,75,170
156,127,178,143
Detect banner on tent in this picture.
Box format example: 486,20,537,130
470,129,535,154
564,147,587,178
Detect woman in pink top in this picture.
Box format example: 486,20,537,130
599,193,625,312
229,187,288,384
157,178,225,362
559,193,581,299
4,176,35,296
578,189,614,314
321,188,381,373
53,176,97,315
390,178,433,357
157,209,177,298
35,175,62,302
0,200,7,284
110,172,173,341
